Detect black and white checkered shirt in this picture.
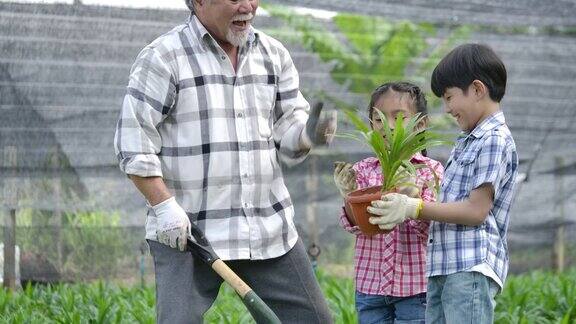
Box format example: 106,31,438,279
115,14,310,260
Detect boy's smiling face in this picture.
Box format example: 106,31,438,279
442,83,484,132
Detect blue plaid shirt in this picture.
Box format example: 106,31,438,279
427,111,518,284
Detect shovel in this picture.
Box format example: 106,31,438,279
186,224,281,324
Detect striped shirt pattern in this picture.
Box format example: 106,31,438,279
427,111,519,285
339,153,444,296
114,14,311,260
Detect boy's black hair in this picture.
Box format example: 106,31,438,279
368,81,429,156
431,43,507,102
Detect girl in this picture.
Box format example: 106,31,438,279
334,81,444,324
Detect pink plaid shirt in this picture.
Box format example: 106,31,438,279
339,153,444,297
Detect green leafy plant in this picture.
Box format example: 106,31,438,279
14,209,133,281
340,109,451,193
2,269,575,323
263,5,470,128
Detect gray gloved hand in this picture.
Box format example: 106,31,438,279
300,102,338,149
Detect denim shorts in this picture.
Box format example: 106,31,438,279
355,291,427,324
426,272,499,324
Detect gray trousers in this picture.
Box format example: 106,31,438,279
148,239,333,324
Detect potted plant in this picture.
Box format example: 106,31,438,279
339,109,451,236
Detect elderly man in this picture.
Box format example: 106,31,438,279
114,0,335,322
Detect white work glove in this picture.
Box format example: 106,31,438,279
334,161,357,197
152,197,192,251
300,102,338,149
367,193,423,230
395,167,420,198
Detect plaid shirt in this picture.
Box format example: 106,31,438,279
427,111,518,285
339,153,444,296
114,14,311,260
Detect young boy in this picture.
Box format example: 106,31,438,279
366,43,519,323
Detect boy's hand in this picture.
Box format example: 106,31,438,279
334,161,357,197
367,193,423,230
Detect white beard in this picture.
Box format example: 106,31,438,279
226,28,250,47
226,13,253,47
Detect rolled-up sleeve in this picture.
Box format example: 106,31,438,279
472,133,507,197
114,47,176,177
272,43,310,167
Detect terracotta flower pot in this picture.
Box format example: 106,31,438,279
344,185,392,236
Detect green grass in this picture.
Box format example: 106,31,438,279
495,270,576,324
1,269,575,323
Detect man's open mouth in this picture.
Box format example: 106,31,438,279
232,20,248,27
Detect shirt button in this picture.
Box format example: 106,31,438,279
237,112,243,118
221,55,226,60
242,173,248,178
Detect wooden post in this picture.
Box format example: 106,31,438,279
3,146,17,290
305,155,320,268
51,147,63,273
139,241,147,288
553,156,565,272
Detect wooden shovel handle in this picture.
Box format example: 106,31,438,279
211,259,251,297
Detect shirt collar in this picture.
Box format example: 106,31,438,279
187,13,259,50
459,111,505,140
410,152,428,163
